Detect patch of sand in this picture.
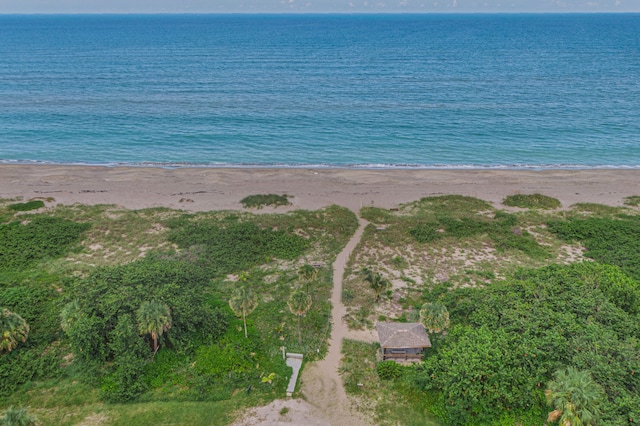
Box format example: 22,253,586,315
2,166,638,214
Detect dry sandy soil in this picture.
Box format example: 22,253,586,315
1,166,638,214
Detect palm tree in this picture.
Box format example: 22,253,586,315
545,367,604,426
298,264,318,281
0,406,37,426
362,268,391,302
60,300,81,333
298,264,318,294
288,290,312,345
135,300,172,354
419,302,450,333
229,286,258,339
0,309,29,353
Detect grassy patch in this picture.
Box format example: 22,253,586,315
503,193,561,209
624,195,640,207
240,194,291,209
6,200,45,212
0,216,90,271
570,202,623,216
548,214,640,280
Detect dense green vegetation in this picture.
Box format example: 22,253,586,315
166,220,307,275
0,202,358,424
417,262,640,425
0,216,90,271
3,193,639,425
353,198,640,425
502,193,561,209
240,194,291,209
408,209,548,259
549,214,640,280
6,200,45,212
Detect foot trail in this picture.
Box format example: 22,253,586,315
299,217,370,425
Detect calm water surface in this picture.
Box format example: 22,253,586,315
0,14,639,168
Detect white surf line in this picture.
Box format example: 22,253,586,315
300,217,370,425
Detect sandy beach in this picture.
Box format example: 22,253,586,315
1,165,638,211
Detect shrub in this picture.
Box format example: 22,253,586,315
0,217,90,271
240,194,291,209
409,212,548,259
503,193,561,209
377,361,404,380
548,215,640,279
6,200,45,212
409,222,440,243
0,405,37,426
422,262,640,425
167,221,307,275
623,195,640,207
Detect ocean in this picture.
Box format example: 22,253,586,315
0,14,639,168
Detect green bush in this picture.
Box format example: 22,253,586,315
167,221,307,275
69,257,230,356
240,194,291,209
548,215,640,279
503,193,561,209
408,222,440,243
376,361,404,380
6,200,45,212
101,314,149,403
422,262,640,425
142,349,185,389
190,331,290,401
623,195,640,207
0,217,90,271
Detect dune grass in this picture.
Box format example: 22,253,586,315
240,194,291,209
623,195,640,207
502,193,561,209
6,200,45,212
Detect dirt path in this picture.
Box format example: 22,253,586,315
298,217,371,425
232,218,371,426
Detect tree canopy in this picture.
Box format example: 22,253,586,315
417,262,640,425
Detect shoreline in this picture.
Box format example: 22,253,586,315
3,161,640,171
1,164,639,212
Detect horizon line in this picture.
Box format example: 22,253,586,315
1,11,639,15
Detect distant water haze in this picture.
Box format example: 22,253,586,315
1,0,639,13
0,14,639,168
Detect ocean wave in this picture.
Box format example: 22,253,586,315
2,159,640,170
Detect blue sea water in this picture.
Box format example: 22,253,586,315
0,14,639,168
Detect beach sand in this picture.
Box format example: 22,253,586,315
1,165,638,211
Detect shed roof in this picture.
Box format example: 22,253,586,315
376,322,432,349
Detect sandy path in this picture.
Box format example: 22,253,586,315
298,217,371,425
232,218,371,426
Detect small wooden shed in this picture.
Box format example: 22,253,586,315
376,322,431,361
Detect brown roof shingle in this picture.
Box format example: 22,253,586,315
376,322,432,349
